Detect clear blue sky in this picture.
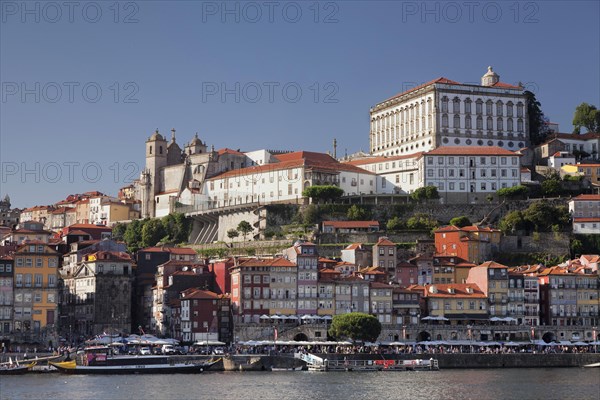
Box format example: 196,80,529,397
1,0,599,208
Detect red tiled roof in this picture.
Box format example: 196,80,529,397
573,217,600,223
548,132,600,141
323,221,379,229
381,77,461,103
209,151,374,180
375,237,395,247
572,194,600,201
478,261,508,269
490,81,521,89
422,146,520,157
180,288,225,300
218,148,244,156
344,243,364,250
424,283,486,298
343,153,422,166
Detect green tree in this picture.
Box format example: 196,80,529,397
303,204,319,225
112,222,127,241
347,205,369,221
123,219,144,252
237,220,253,241
498,210,529,234
449,216,471,228
410,186,439,202
386,216,404,232
497,185,528,199
141,218,167,248
302,185,344,204
523,202,570,231
525,90,551,146
406,213,438,230
572,102,600,134
227,228,239,241
328,312,382,343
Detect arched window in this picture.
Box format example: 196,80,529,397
506,101,513,117
476,99,483,114
497,117,503,131
453,114,460,128
453,97,461,113
496,101,503,116
507,118,513,131
465,115,472,129
465,98,472,114
441,97,449,113
159,146,163,155
517,119,524,132
442,114,448,128
476,116,483,130
487,117,493,130
149,146,152,155
517,102,524,117
486,100,493,115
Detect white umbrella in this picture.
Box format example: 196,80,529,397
287,315,299,320
300,315,312,320
322,315,333,320
270,315,282,320
259,314,270,320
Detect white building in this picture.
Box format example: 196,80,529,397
204,151,375,208
418,146,522,203
548,151,576,170
548,133,600,159
370,67,528,157
343,153,421,194
569,194,600,234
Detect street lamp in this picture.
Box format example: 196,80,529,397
593,327,597,353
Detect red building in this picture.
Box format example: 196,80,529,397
210,258,235,295
434,225,501,264
178,288,231,343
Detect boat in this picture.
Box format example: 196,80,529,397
49,346,218,374
0,359,36,375
296,353,439,372
583,362,600,368
271,366,303,371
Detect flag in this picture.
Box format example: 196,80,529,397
274,328,278,342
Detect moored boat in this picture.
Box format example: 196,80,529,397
49,346,218,374
0,360,36,375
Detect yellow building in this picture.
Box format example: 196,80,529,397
467,261,510,317
13,242,60,336
574,268,599,326
423,283,488,324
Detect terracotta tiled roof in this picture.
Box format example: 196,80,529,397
573,217,600,223
374,237,395,247
422,146,519,157
323,221,379,229
344,243,364,250
478,261,508,269
343,153,422,166
180,288,225,300
490,81,521,89
217,148,244,156
424,283,486,298
380,77,461,103
209,150,374,180
571,194,600,201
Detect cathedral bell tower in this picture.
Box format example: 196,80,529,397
143,129,167,217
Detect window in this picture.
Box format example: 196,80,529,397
34,274,42,287
48,275,56,287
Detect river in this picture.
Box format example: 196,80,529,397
2,368,599,400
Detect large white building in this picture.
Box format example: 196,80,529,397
204,151,376,208
343,153,421,194
369,67,528,157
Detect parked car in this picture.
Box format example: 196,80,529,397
139,347,151,355
212,347,225,355
162,345,176,355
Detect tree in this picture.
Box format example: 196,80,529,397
328,312,382,342
449,216,471,228
523,202,570,232
123,219,144,252
386,216,404,232
497,185,528,199
347,205,369,221
498,210,529,234
237,220,253,241
302,185,344,204
141,218,167,248
303,204,319,225
525,90,551,146
410,186,439,202
112,222,127,241
406,213,438,230
541,179,562,197
227,228,239,241
572,102,600,134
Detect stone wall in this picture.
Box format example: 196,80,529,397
500,232,570,256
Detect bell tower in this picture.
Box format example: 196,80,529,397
144,129,167,217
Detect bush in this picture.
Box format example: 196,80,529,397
410,186,439,202
347,205,370,221
497,185,528,199
386,216,404,232
329,313,382,342
302,185,344,203
449,216,471,228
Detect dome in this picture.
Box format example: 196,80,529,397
189,133,203,146
481,66,500,86
149,129,165,141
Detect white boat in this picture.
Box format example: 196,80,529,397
583,362,600,368
271,366,303,371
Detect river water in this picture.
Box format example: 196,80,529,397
2,368,599,400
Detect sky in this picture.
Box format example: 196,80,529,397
1,0,599,208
